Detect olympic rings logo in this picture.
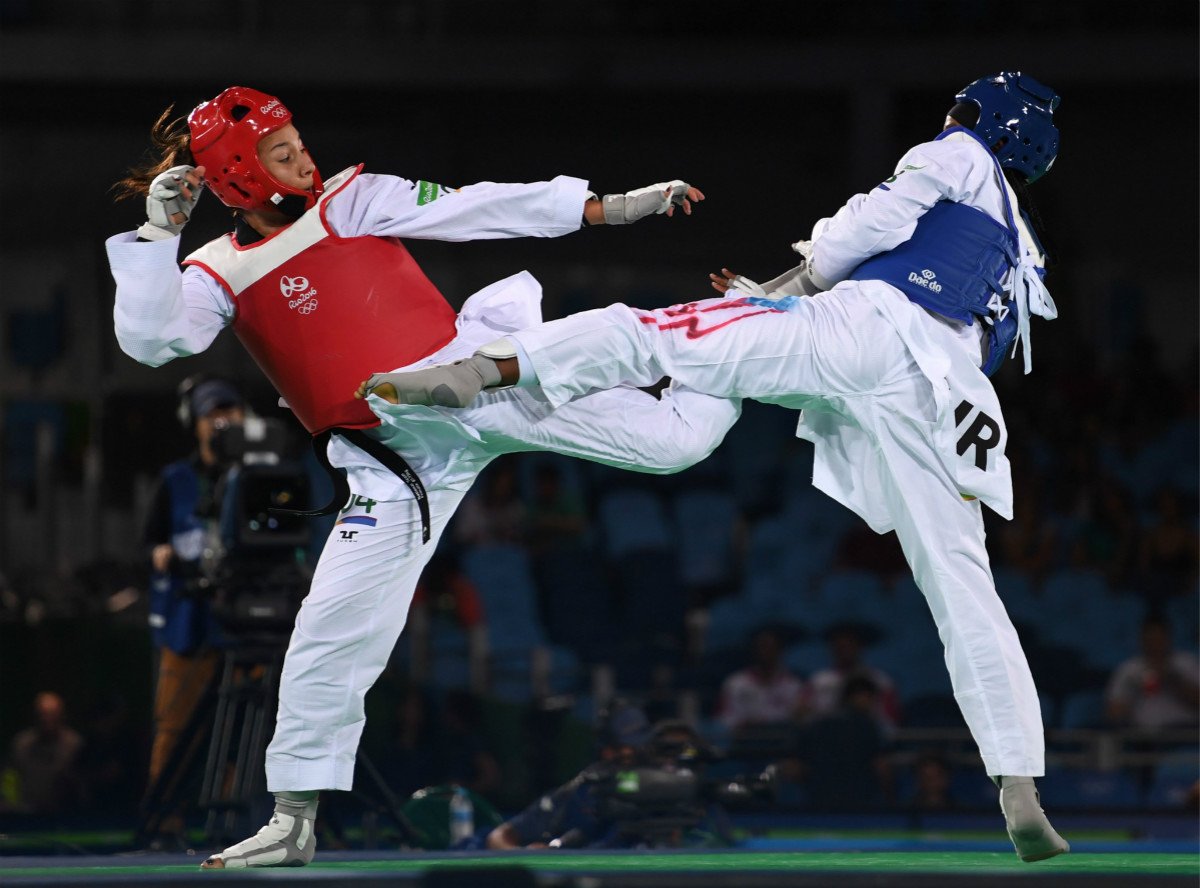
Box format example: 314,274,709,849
298,299,319,315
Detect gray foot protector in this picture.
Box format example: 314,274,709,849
363,354,501,408
998,777,1070,862
202,812,316,869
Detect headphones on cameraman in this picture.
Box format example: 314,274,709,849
176,373,245,430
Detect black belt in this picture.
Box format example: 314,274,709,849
270,427,431,544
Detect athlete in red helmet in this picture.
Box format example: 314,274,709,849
108,86,739,869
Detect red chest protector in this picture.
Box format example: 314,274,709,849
184,165,458,434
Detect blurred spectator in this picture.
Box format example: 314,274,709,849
795,674,893,810
453,457,528,547
906,751,957,811
526,462,589,556
5,692,85,815
1105,615,1199,730
805,622,901,734
485,703,652,849
715,627,805,733
409,552,488,693
1137,486,1199,607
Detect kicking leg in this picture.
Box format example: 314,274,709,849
362,293,874,410
465,381,742,475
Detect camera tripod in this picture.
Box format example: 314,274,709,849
137,632,418,851
197,632,420,849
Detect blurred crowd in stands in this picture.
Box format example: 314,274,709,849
1,337,1196,829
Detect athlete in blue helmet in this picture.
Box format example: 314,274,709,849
367,72,1069,862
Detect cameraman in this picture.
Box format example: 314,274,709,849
486,713,735,850
141,376,245,839
486,704,651,850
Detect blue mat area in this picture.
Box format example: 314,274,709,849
739,837,1200,854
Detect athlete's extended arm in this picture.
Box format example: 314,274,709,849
328,174,703,241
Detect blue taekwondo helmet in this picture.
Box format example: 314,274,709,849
954,72,1061,183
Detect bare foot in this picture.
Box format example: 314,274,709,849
354,380,399,403
372,382,399,404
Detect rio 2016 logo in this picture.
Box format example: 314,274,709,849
280,275,318,314
259,99,288,119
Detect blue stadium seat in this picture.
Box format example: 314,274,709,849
461,544,546,653
810,569,890,635
1056,689,1107,729
1038,769,1143,809
1036,567,1113,650
1132,417,1199,501
873,611,952,702
702,594,765,653
948,770,1001,809
1166,590,1200,651
670,488,743,591
992,566,1038,625
713,401,797,511
1145,760,1199,809
462,543,576,701
782,640,828,677
596,487,673,558
616,548,689,644
1079,594,1149,671
533,546,618,663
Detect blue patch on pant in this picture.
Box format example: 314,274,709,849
336,515,378,527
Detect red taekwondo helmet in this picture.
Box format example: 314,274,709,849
187,86,324,214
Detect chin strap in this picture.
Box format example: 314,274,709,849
269,428,431,544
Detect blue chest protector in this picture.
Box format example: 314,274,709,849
846,128,1027,376
150,461,222,654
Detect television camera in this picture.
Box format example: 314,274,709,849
582,727,777,848
185,415,314,640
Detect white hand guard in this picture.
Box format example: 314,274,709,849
602,180,690,225
726,275,767,299
758,261,825,298
138,165,203,241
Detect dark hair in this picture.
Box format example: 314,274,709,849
840,672,880,704
1005,168,1055,269
111,104,194,202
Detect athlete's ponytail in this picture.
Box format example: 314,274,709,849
111,105,195,202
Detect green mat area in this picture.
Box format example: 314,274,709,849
3,852,1197,878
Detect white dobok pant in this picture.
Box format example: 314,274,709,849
265,382,741,792
510,286,1046,777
